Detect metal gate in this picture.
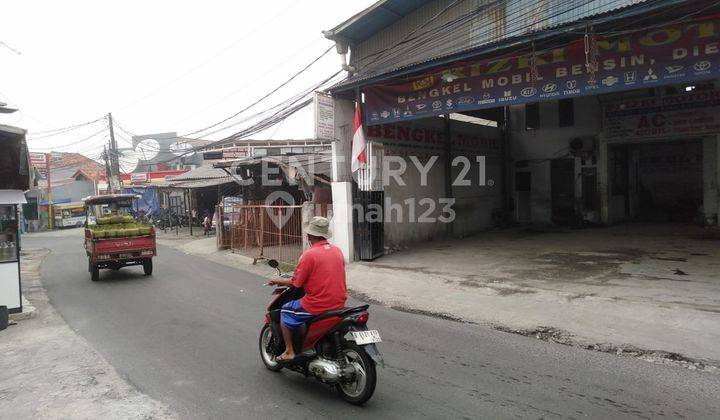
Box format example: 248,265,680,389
353,141,384,261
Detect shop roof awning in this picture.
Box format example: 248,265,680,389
213,153,332,185
82,194,140,205
323,0,433,43
0,124,31,191
0,189,27,205
164,164,236,189
166,177,236,189
327,0,683,93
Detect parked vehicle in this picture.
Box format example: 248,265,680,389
53,201,89,228
83,194,156,282
259,260,382,405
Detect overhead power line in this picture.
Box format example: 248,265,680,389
29,126,108,152
117,0,303,112
181,44,336,138
27,116,106,140
169,36,327,126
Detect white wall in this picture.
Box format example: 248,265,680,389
366,117,502,247
330,98,355,262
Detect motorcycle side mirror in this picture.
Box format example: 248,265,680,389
267,259,279,269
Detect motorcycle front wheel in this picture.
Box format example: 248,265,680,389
336,341,377,405
259,324,283,372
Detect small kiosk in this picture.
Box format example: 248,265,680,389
0,123,31,315
0,190,25,313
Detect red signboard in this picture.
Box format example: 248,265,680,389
364,14,720,125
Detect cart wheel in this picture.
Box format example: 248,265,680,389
89,261,99,282
143,259,153,276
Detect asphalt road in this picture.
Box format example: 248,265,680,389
27,232,720,419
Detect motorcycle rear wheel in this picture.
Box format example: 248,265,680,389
336,342,377,405
259,325,283,372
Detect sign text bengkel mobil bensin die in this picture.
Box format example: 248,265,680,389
364,15,720,125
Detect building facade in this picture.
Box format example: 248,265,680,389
323,0,720,261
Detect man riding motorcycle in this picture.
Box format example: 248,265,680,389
267,216,347,362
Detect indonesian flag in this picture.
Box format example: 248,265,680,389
351,105,367,172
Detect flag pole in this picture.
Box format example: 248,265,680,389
354,87,363,123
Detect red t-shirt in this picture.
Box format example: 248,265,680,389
292,240,347,315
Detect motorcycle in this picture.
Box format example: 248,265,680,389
259,259,383,405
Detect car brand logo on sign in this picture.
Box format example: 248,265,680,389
602,75,619,86
520,87,537,97
542,83,557,93
694,61,711,71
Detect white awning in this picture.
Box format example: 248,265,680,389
0,189,27,205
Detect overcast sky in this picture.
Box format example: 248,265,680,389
0,0,374,158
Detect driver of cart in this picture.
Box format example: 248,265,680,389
267,216,347,362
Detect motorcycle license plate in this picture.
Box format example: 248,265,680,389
351,330,382,345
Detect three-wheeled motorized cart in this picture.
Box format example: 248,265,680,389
83,194,157,282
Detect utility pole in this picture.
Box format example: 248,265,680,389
107,113,120,193
102,145,112,194
45,153,53,230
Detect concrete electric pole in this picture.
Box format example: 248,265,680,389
107,113,120,193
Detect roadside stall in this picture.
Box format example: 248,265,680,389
0,124,32,318
0,190,25,315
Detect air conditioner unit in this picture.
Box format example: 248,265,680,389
569,136,595,155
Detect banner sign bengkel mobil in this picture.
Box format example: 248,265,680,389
364,14,720,126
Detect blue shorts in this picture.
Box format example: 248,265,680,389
280,300,313,330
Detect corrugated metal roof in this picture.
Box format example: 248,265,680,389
166,177,236,189
166,165,229,181
329,0,661,91
324,0,435,42
213,153,333,184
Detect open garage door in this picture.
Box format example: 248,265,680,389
610,139,703,223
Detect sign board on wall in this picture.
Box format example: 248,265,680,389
29,152,47,179
364,14,720,125
314,91,335,140
365,119,501,158
130,172,148,183
603,89,720,141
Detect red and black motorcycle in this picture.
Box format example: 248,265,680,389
259,260,382,405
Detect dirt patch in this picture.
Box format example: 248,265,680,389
527,250,643,282
389,305,473,324
566,292,597,301
652,256,688,262
493,325,719,374
493,287,537,296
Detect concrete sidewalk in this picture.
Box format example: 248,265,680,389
0,247,177,419
347,223,720,368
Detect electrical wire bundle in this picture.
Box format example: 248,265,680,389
350,0,689,81
26,0,707,167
